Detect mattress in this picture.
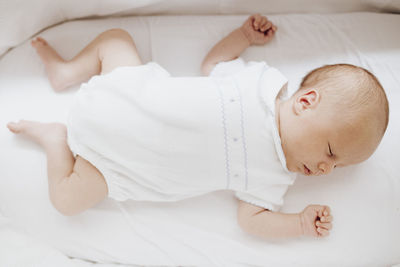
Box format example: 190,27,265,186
0,12,399,266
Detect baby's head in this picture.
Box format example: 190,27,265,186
278,64,389,176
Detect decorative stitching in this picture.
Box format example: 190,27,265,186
216,79,231,189
235,79,249,191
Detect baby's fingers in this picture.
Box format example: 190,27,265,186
260,20,272,32
323,206,331,216
320,215,333,222
262,28,275,42
317,227,330,237
252,14,263,30
316,221,332,230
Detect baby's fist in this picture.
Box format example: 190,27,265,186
300,205,333,238
240,14,277,45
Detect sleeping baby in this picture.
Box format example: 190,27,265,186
7,14,389,239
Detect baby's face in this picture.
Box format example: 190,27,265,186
278,90,380,176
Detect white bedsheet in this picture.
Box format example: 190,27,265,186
0,12,399,266
2,0,399,57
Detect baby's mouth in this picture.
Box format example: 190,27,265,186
303,164,312,175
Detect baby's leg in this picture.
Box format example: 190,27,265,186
7,120,108,216
32,28,142,91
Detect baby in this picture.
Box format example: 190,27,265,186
7,14,389,240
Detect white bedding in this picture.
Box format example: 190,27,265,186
0,217,136,267
0,12,399,266
1,0,399,57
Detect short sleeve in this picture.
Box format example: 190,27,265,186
235,183,290,212
210,57,266,77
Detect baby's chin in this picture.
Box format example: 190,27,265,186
285,162,300,174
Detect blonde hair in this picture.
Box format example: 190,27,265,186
296,64,389,136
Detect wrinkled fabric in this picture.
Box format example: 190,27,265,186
67,58,295,211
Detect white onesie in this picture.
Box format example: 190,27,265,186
66,58,296,212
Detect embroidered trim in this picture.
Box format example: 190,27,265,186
216,80,231,189
235,80,249,190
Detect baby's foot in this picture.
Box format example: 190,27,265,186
31,37,70,91
7,120,67,149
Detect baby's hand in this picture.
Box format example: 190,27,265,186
300,205,333,238
240,14,277,45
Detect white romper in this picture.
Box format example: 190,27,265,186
66,58,296,212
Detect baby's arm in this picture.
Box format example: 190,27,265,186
237,200,333,239
201,14,277,76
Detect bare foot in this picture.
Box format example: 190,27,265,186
31,37,71,91
7,120,67,150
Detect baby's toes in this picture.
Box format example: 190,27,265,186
31,39,41,48
31,37,47,47
36,37,48,45
31,39,38,47
7,121,22,133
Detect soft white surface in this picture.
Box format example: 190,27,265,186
0,0,161,56
1,0,399,57
0,12,399,266
0,216,137,267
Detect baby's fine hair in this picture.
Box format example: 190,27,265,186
298,63,389,136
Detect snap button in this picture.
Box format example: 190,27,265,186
233,138,238,142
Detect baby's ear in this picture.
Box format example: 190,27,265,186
293,89,320,114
